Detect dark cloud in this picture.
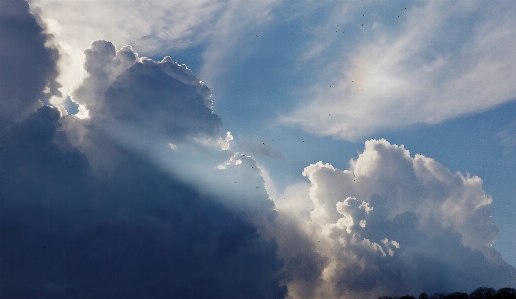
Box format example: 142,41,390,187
0,3,286,298
0,106,286,299
0,0,61,120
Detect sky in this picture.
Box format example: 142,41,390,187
1,0,516,298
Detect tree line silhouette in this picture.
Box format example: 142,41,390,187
378,287,516,299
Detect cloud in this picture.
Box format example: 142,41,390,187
0,107,287,297
281,1,516,141
497,121,516,160
30,0,222,53
274,139,516,298
236,139,285,160
3,2,516,298
65,41,278,226
199,0,279,86
0,0,61,120
72,40,222,140
27,0,224,108
0,3,286,297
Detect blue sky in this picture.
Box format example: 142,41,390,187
2,0,516,298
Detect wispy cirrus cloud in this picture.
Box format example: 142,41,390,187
281,1,516,141
199,0,280,87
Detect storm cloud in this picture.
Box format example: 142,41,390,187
0,1,286,298
0,0,60,120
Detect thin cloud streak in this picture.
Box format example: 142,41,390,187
200,0,279,89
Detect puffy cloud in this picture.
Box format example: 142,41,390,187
0,0,60,120
281,1,516,141
275,139,516,298
0,5,286,297
72,40,222,139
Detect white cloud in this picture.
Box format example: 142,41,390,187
274,139,516,298
28,0,224,107
281,1,516,141
217,131,234,150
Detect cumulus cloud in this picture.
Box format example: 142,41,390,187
281,1,516,141
0,3,286,297
0,0,60,120
274,139,516,298
72,40,222,139
65,41,278,225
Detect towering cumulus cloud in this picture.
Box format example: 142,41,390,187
0,1,285,298
276,139,516,298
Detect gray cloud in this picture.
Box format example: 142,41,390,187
0,109,287,298
0,0,61,120
72,40,222,140
0,3,286,297
0,90,286,299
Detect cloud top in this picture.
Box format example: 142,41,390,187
73,40,222,139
